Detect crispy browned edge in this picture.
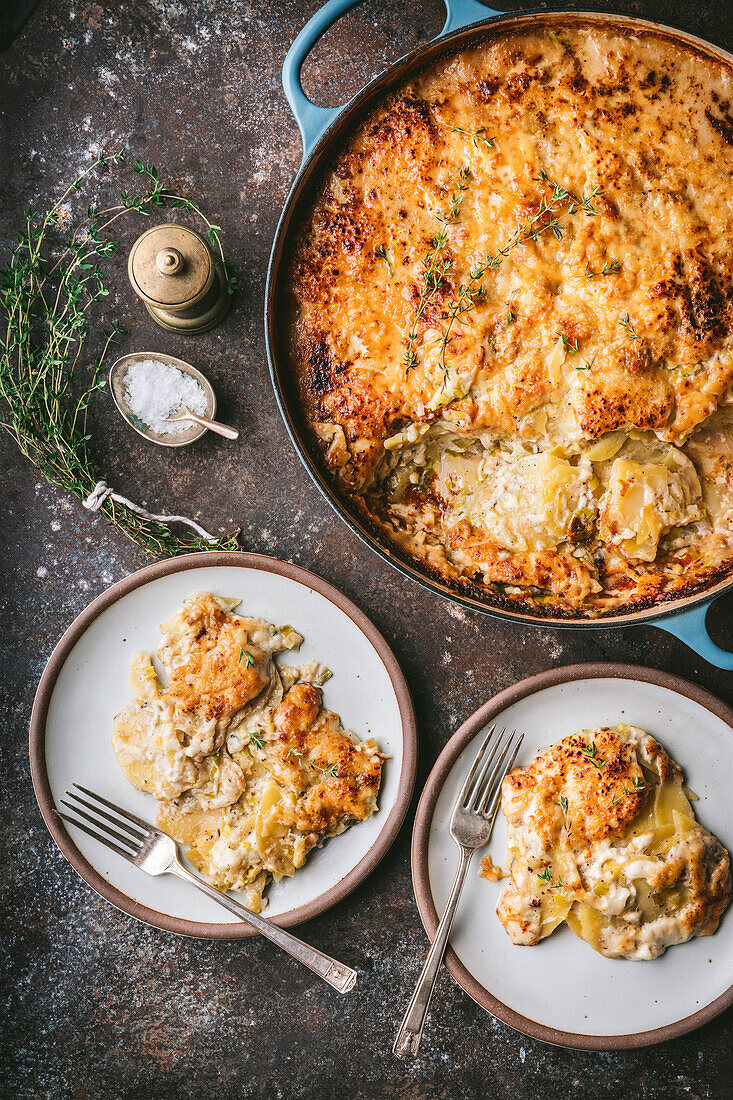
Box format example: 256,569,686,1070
29,552,418,939
280,14,733,620
411,662,733,1050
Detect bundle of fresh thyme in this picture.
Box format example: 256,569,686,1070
0,151,239,556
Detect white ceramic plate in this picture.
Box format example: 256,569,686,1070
412,664,733,1049
31,553,416,937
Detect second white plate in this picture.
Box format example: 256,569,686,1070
412,664,733,1049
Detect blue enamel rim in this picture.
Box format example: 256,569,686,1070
265,1,733,668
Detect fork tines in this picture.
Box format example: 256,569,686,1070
56,784,150,862
457,725,524,817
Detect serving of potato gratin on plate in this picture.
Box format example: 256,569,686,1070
287,22,733,617
494,723,731,959
112,592,385,912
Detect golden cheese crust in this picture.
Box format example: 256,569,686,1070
495,725,731,959
163,595,270,723
112,594,384,912
287,22,733,615
266,682,383,836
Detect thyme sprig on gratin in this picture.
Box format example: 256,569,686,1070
403,229,452,375
579,740,606,770
619,312,642,340
535,170,601,217
435,166,472,227
584,259,621,278
557,333,580,354
537,867,564,890
375,243,394,279
434,174,601,386
406,169,605,387
0,151,238,556
610,776,648,806
403,166,477,375
558,794,572,831
450,125,496,151
282,747,339,782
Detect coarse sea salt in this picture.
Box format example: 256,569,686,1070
123,358,207,435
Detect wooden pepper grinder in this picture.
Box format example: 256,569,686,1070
127,223,231,334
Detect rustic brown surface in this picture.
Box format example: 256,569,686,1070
1,2,733,1097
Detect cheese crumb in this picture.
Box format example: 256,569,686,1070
479,854,506,881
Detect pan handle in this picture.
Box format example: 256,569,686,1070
654,595,733,670
443,1,502,35
283,0,502,159
283,0,364,158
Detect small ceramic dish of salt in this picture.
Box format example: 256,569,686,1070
109,353,238,447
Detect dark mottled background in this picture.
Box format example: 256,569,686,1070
2,1,733,1097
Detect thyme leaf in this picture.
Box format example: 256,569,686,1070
435,166,472,226
403,171,465,377
584,259,621,278
579,740,606,770
451,125,496,151
239,647,254,668
375,243,394,278
619,312,642,340
557,332,580,354
611,776,647,805
537,867,564,890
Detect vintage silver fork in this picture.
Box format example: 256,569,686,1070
393,725,523,1059
57,784,357,993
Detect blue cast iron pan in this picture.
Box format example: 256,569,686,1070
265,0,733,669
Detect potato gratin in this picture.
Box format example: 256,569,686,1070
495,725,730,959
112,593,383,911
288,23,733,616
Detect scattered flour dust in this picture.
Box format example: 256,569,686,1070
123,359,207,435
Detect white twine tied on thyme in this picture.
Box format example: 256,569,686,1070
82,480,216,542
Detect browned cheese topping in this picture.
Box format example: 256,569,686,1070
288,23,733,615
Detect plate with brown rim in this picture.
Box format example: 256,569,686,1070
411,664,733,1049
30,552,417,938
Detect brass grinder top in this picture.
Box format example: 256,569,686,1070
127,223,231,334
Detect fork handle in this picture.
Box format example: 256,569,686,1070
170,860,357,993
393,847,473,1059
